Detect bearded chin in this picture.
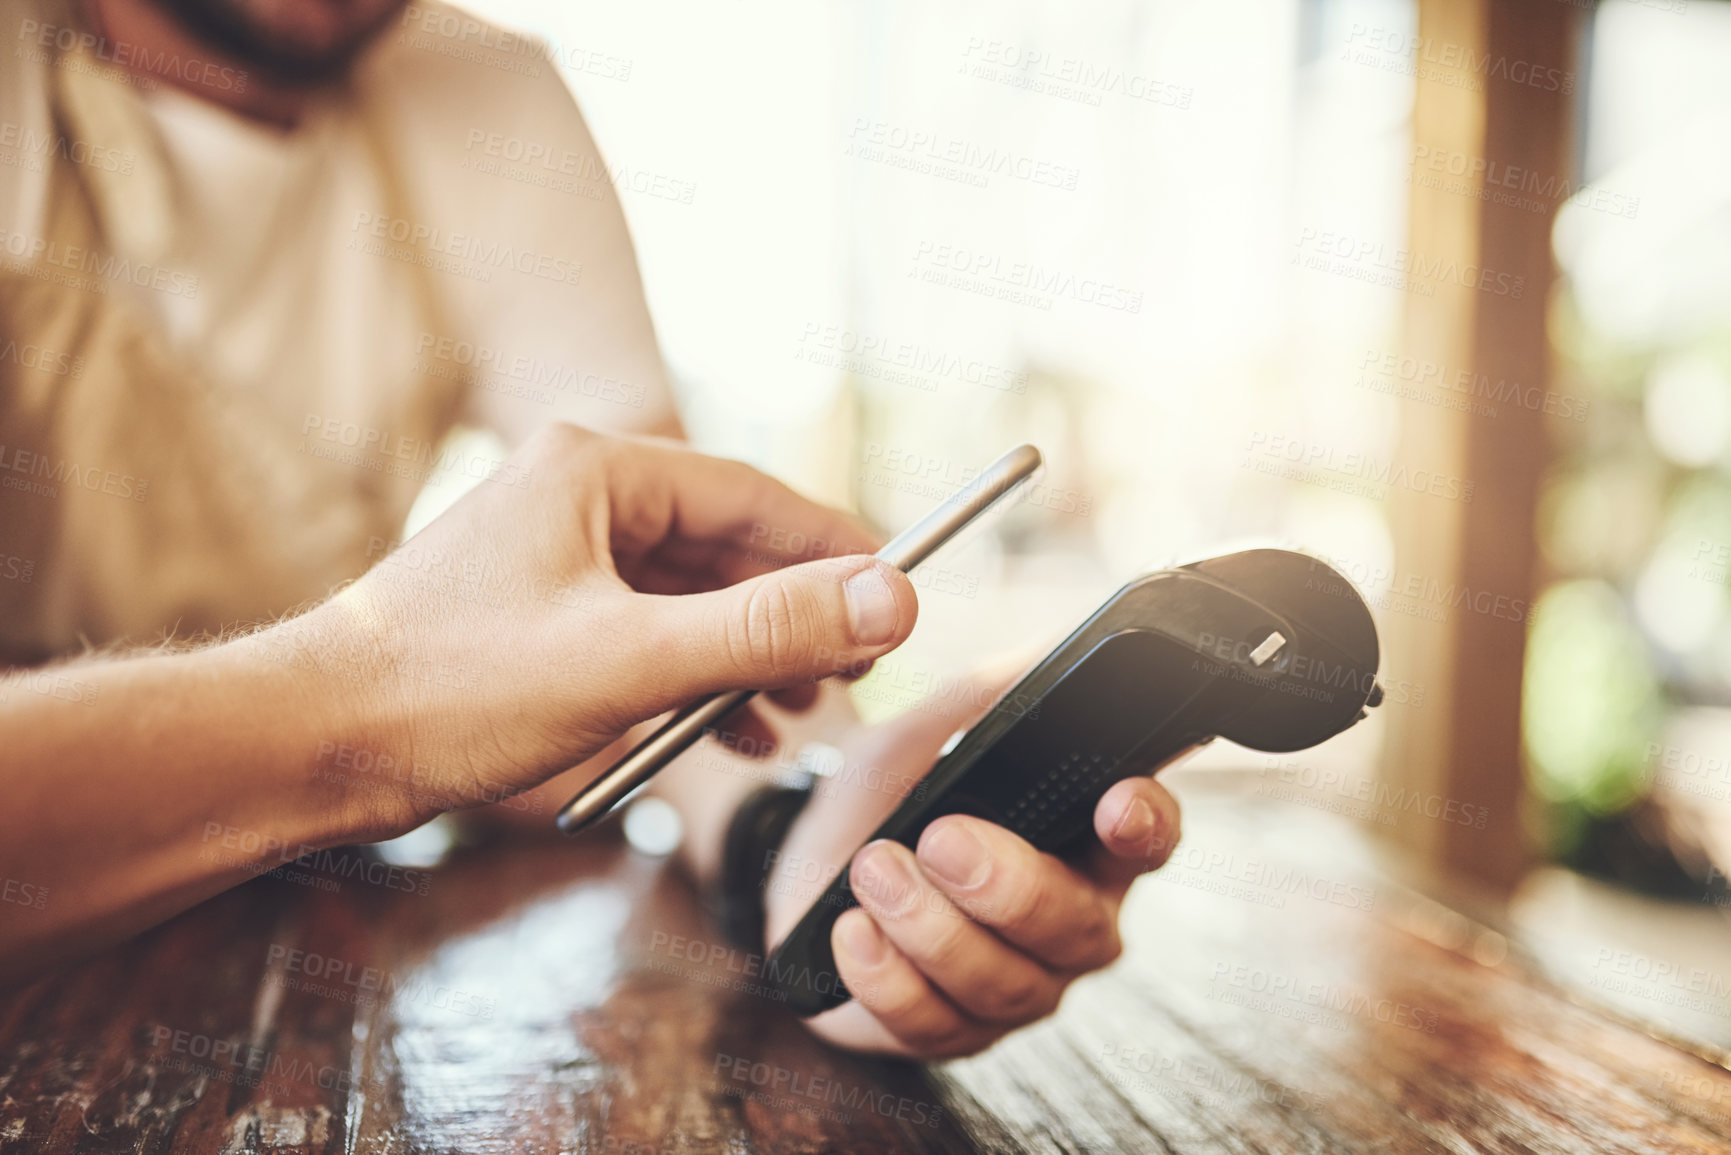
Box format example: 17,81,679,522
144,0,401,86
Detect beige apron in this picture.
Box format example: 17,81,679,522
0,35,464,665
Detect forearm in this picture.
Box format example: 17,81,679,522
0,428,917,986
0,606,389,983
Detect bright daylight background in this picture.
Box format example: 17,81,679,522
431,0,1731,1052
451,0,1419,789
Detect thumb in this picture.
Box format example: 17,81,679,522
649,555,918,701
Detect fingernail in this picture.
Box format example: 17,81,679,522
843,564,899,646
1111,797,1156,849
918,821,991,889
851,842,919,916
837,912,890,967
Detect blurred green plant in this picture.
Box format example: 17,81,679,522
1522,579,1663,855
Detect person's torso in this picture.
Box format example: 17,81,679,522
0,0,675,662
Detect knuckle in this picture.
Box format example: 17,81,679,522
524,421,601,483
934,1031,995,1059
733,579,815,678
1098,933,1124,968
994,869,1054,931
978,971,1055,1022
914,912,972,970
741,468,783,519
857,971,923,1022
898,1018,976,1057
1071,902,1121,966
533,420,590,459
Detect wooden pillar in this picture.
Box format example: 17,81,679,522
1381,0,1580,891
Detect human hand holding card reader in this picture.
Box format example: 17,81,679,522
765,547,1384,1016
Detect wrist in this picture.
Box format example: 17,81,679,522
711,781,815,951
228,601,424,846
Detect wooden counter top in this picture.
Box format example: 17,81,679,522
4,782,1729,1153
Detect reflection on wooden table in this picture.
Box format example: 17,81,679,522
3,778,1730,1153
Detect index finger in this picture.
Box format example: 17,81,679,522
911,815,1123,973
606,438,884,577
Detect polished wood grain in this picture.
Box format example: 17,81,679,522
3,777,1729,1154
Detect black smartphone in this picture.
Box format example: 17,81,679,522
764,548,1383,1016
